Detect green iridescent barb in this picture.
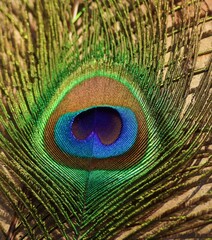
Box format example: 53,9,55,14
0,1,211,239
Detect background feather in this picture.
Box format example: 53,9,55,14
0,0,211,239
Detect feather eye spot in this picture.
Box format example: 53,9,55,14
44,76,148,169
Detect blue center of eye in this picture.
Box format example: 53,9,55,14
54,106,138,158
71,107,122,145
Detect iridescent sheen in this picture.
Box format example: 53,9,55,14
54,106,138,158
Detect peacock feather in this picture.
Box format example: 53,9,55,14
0,0,211,239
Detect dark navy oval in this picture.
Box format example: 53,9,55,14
54,106,138,158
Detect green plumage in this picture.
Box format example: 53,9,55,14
0,0,211,239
